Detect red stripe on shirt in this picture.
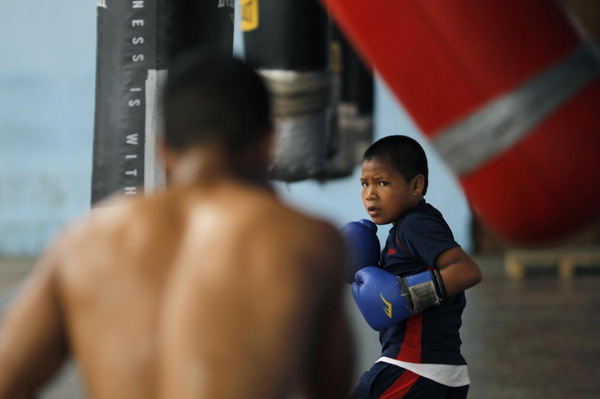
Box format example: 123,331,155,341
397,313,422,363
380,369,420,398
394,235,411,254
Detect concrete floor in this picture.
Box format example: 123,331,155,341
1,255,599,398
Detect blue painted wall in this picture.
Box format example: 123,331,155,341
0,1,96,254
0,1,471,256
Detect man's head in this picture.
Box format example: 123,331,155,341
360,135,428,224
163,50,272,158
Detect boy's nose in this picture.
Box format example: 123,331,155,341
364,186,377,200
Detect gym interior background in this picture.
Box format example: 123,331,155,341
1,1,599,398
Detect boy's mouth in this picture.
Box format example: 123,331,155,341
367,206,381,217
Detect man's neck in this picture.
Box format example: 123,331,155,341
168,148,271,190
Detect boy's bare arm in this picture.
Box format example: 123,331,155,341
0,250,69,399
436,246,483,296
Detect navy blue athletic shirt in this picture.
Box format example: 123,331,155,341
379,199,467,365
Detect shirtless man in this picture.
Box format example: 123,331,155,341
0,52,354,399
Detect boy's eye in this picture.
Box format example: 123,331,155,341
378,181,389,186
361,182,368,187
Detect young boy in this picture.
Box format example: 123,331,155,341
348,135,482,398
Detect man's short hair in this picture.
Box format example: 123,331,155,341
163,49,271,153
363,135,429,195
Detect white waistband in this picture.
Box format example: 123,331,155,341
376,357,470,387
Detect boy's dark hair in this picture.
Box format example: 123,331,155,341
363,135,429,195
163,49,271,153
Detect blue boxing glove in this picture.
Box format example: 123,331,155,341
352,267,446,331
352,267,411,330
340,219,380,283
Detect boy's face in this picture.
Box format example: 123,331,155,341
360,158,424,225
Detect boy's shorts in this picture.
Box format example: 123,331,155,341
350,361,469,399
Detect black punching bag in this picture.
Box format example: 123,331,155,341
92,0,234,203
242,0,330,182
325,23,374,178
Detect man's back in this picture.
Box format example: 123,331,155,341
0,181,351,399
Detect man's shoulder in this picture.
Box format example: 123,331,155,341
256,199,340,244
230,185,335,232
53,193,162,255
237,192,343,257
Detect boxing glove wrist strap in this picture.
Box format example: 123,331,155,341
400,269,446,314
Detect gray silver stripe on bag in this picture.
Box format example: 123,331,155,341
431,41,600,177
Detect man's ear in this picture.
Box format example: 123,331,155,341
411,174,425,195
262,123,276,162
157,137,174,178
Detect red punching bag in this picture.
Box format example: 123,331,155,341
321,0,600,245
